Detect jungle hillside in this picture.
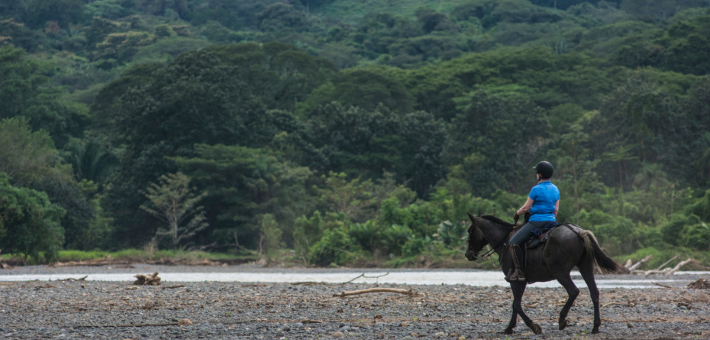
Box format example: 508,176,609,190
2,0,710,269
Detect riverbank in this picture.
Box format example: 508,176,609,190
1,279,709,339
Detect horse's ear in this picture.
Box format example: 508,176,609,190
477,212,482,217
467,212,476,222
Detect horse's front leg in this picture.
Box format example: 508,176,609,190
554,273,580,330
506,281,542,335
504,297,517,334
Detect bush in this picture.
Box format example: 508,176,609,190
307,228,364,266
401,237,427,257
0,173,65,262
348,220,379,251
661,214,701,246
381,224,414,255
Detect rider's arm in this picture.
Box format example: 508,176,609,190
516,197,534,216
554,200,559,217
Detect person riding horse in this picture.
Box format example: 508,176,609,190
508,161,560,282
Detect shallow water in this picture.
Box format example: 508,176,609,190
0,270,705,288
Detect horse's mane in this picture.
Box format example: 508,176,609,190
479,215,515,227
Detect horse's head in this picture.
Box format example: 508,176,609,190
465,212,489,261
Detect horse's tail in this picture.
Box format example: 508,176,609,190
580,230,622,274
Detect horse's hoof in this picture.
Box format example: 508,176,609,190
532,323,542,335
592,327,599,334
504,328,514,335
559,319,568,330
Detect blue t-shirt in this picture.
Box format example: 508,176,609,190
528,181,560,222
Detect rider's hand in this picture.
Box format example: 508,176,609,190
513,214,519,223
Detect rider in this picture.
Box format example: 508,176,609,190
507,161,560,282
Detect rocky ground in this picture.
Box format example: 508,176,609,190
1,268,709,339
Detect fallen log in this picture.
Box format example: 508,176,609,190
651,282,673,289
638,258,693,276
133,272,161,285
293,272,389,286
687,278,710,289
57,276,88,281
333,287,418,298
162,284,185,289
628,255,652,271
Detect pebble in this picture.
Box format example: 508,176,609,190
0,268,708,340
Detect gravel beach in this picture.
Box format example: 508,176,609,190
1,266,709,339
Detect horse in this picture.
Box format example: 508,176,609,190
464,212,621,335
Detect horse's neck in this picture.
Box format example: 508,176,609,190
480,222,512,255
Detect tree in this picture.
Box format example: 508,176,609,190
259,214,282,262
0,46,86,148
174,144,312,249
0,118,56,186
22,0,84,29
549,124,601,224
140,172,208,252
0,173,65,262
443,90,549,196
103,49,269,247
62,139,118,184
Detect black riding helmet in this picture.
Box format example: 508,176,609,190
533,161,554,179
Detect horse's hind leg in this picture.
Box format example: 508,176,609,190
505,282,542,335
579,260,601,334
554,272,580,331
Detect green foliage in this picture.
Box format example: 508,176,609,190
141,172,208,251
307,227,364,266
3,0,710,266
0,173,65,262
0,46,87,147
260,213,283,262
0,117,57,185
22,0,84,29
174,144,312,249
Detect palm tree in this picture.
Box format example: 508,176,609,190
603,144,637,217
63,139,118,184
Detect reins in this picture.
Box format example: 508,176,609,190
470,227,508,260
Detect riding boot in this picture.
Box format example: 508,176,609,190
506,244,526,282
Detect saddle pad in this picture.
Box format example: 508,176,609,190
526,225,558,248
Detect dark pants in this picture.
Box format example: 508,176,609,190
509,221,551,246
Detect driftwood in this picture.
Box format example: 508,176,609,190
34,284,56,290
292,272,389,286
651,282,674,289
333,287,419,298
162,284,185,289
687,278,710,289
57,276,88,281
626,255,694,275
133,272,161,285
637,258,693,276
626,255,653,271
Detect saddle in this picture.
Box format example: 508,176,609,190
509,221,559,249
526,221,559,249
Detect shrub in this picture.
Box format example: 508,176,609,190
154,24,175,38
401,237,427,257
348,220,380,251
381,224,414,255
0,173,65,262
307,228,364,266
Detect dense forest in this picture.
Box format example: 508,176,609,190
1,0,710,267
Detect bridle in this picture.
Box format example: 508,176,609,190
468,220,508,260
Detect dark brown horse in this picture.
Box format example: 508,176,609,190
465,213,620,335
